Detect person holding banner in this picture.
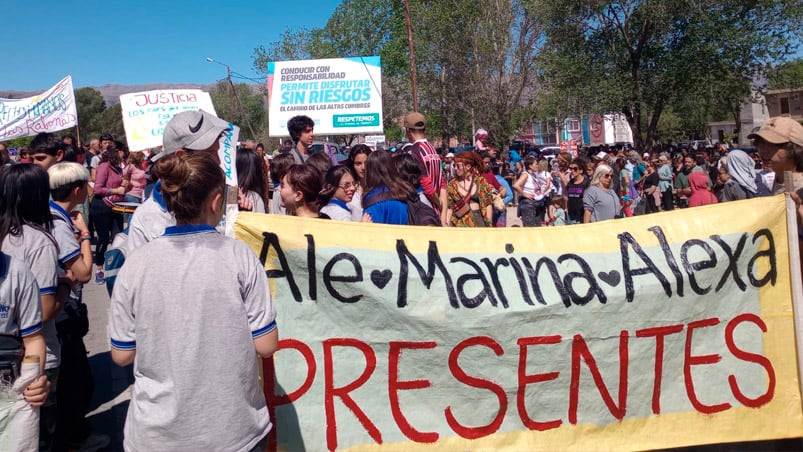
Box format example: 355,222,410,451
109,152,278,451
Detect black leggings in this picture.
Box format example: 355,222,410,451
90,197,123,265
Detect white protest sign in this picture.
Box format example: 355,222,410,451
267,56,383,136
120,90,216,151
0,76,78,140
219,123,239,187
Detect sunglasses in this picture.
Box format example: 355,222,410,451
569,166,579,171
338,182,356,190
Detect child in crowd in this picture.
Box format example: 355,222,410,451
548,196,567,226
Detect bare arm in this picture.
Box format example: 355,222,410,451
583,209,592,224
111,348,135,367
65,212,93,284
40,294,61,323
254,328,279,358
21,333,49,407
439,188,448,226
513,173,531,198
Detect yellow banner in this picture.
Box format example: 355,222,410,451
236,194,802,451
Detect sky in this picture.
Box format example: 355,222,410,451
2,0,342,92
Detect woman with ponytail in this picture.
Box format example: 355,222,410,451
108,152,278,451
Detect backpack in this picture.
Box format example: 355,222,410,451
104,230,129,297
363,191,442,226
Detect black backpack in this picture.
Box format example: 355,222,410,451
363,191,442,226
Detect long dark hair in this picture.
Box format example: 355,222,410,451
236,148,267,206
0,164,55,245
320,165,355,204
285,164,323,207
363,149,415,200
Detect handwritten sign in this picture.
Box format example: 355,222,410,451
267,56,384,137
235,195,803,451
0,76,78,140
119,89,216,152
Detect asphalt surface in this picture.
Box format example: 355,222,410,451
83,274,131,452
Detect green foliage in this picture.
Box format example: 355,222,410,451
767,59,803,90
66,87,126,145
209,80,267,143
90,104,125,143
251,0,802,149
74,87,105,134
530,0,803,149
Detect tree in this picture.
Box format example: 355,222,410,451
252,0,544,149
209,80,267,142
767,58,803,90
89,104,125,143
74,87,105,135
531,0,803,150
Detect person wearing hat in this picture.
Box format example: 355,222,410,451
127,110,234,251
748,116,803,194
474,128,489,151
403,111,448,225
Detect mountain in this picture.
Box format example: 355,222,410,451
0,82,259,106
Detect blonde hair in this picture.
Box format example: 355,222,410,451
590,164,613,187
47,162,89,189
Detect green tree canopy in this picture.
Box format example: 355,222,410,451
767,58,803,90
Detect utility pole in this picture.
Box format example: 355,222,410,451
403,0,418,111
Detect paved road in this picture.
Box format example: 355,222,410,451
83,275,130,452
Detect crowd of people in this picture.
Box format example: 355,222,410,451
0,108,802,451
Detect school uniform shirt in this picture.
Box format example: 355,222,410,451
50,202,84,320
348,190,363,222
0,252,43,339
109,224,276,452
320,199,353,221
1,226,60,369
127,181,175,252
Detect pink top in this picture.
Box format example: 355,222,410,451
123,165,147,200
94,161,125,202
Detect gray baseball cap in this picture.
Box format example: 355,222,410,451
158,110,231,160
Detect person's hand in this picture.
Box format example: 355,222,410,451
238,189,254,211
361,213,373,223
71,211,88,233
791,192,803,224
121,179,130,188
113,186,125,195
23,375,50,407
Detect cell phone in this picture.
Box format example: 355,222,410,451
0,360,19,385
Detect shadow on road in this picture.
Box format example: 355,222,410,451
88,351,133,452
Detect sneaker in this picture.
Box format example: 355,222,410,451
95,269,105,285
75,432,110,452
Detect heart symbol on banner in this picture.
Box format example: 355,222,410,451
370,269,393,289
597,270,621,287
